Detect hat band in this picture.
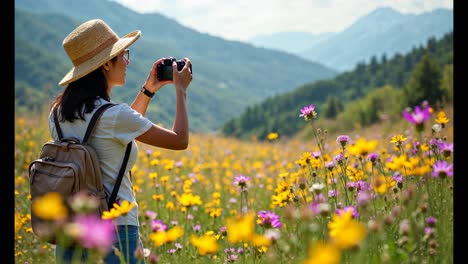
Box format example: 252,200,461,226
72,35,119,66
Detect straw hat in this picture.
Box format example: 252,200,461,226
59,19,141,86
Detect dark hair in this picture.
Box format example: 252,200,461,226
52,57,117,122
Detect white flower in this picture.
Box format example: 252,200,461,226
309,182,325,193
264,229,281,241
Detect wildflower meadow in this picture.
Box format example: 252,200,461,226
14,101,453,263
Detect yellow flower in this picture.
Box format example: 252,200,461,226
251,233,272,247
302,241,341,264
209,208,223,218
178,193,203,208
150,159,159,166
32,192,68,221
390,134,408,146
372,175,395,194
267,132,279,141
348,138,378,157
328,211,367,249
15,211,23,233
257,246,268,253
166,201,175,211
166,226,184,242
152,194,164,201
113,200,135,216
149,231,167,247
102,208,121,220
435,111,450,125
190,234,220,255
226,212,255,243
149,172,158,179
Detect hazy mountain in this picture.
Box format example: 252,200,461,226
300,7,453,71
249,32,336,54
248,7,453,72
14,0,337,132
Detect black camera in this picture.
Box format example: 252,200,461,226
156,57,192,81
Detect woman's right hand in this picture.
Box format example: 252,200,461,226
172,57,192,93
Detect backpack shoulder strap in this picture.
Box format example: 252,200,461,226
107,142,132,209
82,103,116,144
53,103,117,142
53,107,64,140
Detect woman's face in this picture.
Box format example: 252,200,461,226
104,49,130,89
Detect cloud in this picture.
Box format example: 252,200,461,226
111,0,453,41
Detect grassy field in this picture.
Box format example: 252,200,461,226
14,102,453,264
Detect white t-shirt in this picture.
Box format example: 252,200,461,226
48,98,153,226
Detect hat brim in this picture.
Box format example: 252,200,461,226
58,30,141,86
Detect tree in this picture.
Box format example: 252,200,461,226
323,96,344,119
403,53,444,107
441,64,453,102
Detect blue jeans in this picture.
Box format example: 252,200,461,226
55,225,145,264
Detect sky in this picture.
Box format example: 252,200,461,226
111,0,453,42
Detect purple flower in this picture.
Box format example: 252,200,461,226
432,160,453,178
151,219,167,232
311,150,321,159
336,206,359,218
357,191,371,207
219,226,227,236
225,248,235,253
436,141,453,158
426,216,437,227
234,175,251,188
257,210,283,229
328,189,339,198
354,180,369,192
393,172,404,183
336,135,351,147
425,227,434,237
325,161,336,170
73,215,114,253
333,153,345,165
299,104,317,120
367,153,379,164
193,224,201,232
402,105,431,132
145,210,157,220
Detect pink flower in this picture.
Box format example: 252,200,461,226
403,105,431,132
258,210,283,229
299,104,317,120
151,219,167,232
234,175,251,189
74,214,114,253
431,160,453,178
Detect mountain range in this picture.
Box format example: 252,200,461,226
15,0,453,133
14,0,336,132
249,7,453,72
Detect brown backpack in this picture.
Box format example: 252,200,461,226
28,103,131,244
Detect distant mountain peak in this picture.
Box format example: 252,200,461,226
368,6,401,17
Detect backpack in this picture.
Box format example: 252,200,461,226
28,103,132,244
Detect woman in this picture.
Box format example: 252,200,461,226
51,19,192,263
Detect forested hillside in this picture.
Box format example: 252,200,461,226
222,32,453,140
15,1,337,132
